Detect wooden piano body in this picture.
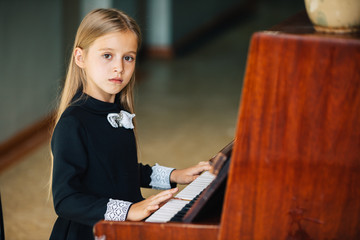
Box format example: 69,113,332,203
94,13,360,239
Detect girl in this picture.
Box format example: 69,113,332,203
50,8,210,240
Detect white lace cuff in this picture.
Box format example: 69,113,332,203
149,163,175,190
104,199,132,221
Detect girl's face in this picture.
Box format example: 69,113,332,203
75,31,138,103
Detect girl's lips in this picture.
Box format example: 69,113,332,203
109,78,123,84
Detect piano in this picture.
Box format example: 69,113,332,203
94,12,360,239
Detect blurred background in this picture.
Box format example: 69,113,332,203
0,0,304,239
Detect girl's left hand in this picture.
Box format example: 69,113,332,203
170,161,212,184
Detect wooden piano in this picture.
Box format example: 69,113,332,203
94,12,360,239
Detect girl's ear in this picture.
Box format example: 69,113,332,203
74,47,85,68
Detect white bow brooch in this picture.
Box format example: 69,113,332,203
107,110,135,129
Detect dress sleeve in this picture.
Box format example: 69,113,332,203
138,163,176,190
149,164,176,189
51,116,108,226
104,199,132,221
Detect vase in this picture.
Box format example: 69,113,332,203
304,0,360,33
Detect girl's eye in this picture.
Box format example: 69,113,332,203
124,56,135,62
103,54,112,59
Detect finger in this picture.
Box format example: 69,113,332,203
145,192,170,204
170,187,179,193
164,187,178,195
198,161,209,165
153,194,172,206
155,188,178,198
147,190,170,201
202,161,212,168
151,190,176,203
191,175,199,182
146,204,159,212
192,165,211,174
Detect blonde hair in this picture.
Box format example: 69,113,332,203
49,9,142,195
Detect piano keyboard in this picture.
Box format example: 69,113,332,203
145,171,216,223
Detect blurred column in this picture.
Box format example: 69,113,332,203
146,0,173,58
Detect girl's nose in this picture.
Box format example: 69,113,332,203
114,61,124,74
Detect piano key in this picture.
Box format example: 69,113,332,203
145,199,188,222
145,171,216,223
175,171,215,200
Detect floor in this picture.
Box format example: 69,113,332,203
0,1,304,239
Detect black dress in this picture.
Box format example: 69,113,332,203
50,92,152,240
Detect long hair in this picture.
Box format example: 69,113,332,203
49,9,142,195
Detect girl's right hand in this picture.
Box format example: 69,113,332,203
126,187,178,221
